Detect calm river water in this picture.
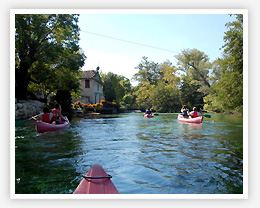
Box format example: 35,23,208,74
15,113,243,194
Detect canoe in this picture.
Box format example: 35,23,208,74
144,114,154,118
36,116,70,133
73,164,120,194
177,114,203,124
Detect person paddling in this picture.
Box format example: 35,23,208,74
32,107,53,123
51,103,67,124
145,108,152,115
181,105,189,118
189,107,200,118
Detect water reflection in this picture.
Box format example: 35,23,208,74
178,122,203,130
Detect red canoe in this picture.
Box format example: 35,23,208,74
36,117,70,133
73,164,120,194
177,114,203,124
144,114,154,118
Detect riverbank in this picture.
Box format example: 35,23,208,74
15,100,46,120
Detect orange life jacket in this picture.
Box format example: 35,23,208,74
42,113,51,123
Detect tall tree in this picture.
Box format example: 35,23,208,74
132,57,160,109
222,14,243,74
15,14,86,100
204,14,243,113
151,81,180,112
133,56,160,85
179,75,204,109
133,82,154,110
175,49,212,96
159,60,180,85
150,61,181,112
101,72,132,105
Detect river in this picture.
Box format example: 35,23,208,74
15,113,243,194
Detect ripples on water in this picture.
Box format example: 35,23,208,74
15,113,243,194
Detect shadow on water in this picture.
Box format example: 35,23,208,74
15,113,243,194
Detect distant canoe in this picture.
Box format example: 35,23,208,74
144,114,154,118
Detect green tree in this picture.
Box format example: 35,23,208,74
150,61,181,112
204,14,243,113
151,81,180,112
175,49,212,96
222,14,243,74
133,82,154,111
179,75,204,109
120,93,136,110
101,72,132,107
15,14,86,100
159,60,180,85
133,56,160,85
132,57,160,110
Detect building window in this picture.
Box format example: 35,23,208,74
97,84,99,91
85,80,90,88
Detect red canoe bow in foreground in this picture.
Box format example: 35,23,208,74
177,114,203,124
73,164,120,194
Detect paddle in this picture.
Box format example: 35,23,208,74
68,121,76,128
202,114,211,118
62,116,76,128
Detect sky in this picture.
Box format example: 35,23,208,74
77,11,237,85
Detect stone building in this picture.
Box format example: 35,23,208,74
77,67,105,104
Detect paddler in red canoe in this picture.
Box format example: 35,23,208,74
51,103,67,124
32,107,53,123
189,107,200,118
144,108,152,115
181,105,189,118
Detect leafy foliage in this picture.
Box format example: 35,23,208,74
15,14,243,114
175,48,212,94
100,72,134,109
204,15,243,113
179,75,204,109
222,15,243,74
131,15,244,114
133,56,160,85
133,81,155,110
151,81,180,112
15,14,86,100
133,59,181,112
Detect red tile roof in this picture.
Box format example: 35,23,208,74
80,70,96,79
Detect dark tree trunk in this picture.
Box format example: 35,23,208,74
15,61,30,100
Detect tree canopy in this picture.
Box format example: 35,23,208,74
132,58,181,112
129,15,243,114
15,14,243,114
15,14,86,100
100,72,135,109
203,14,243,113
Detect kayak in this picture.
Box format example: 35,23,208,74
177,114,203,124
36,116,70,133
144,114,154,118
73,164,120,194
